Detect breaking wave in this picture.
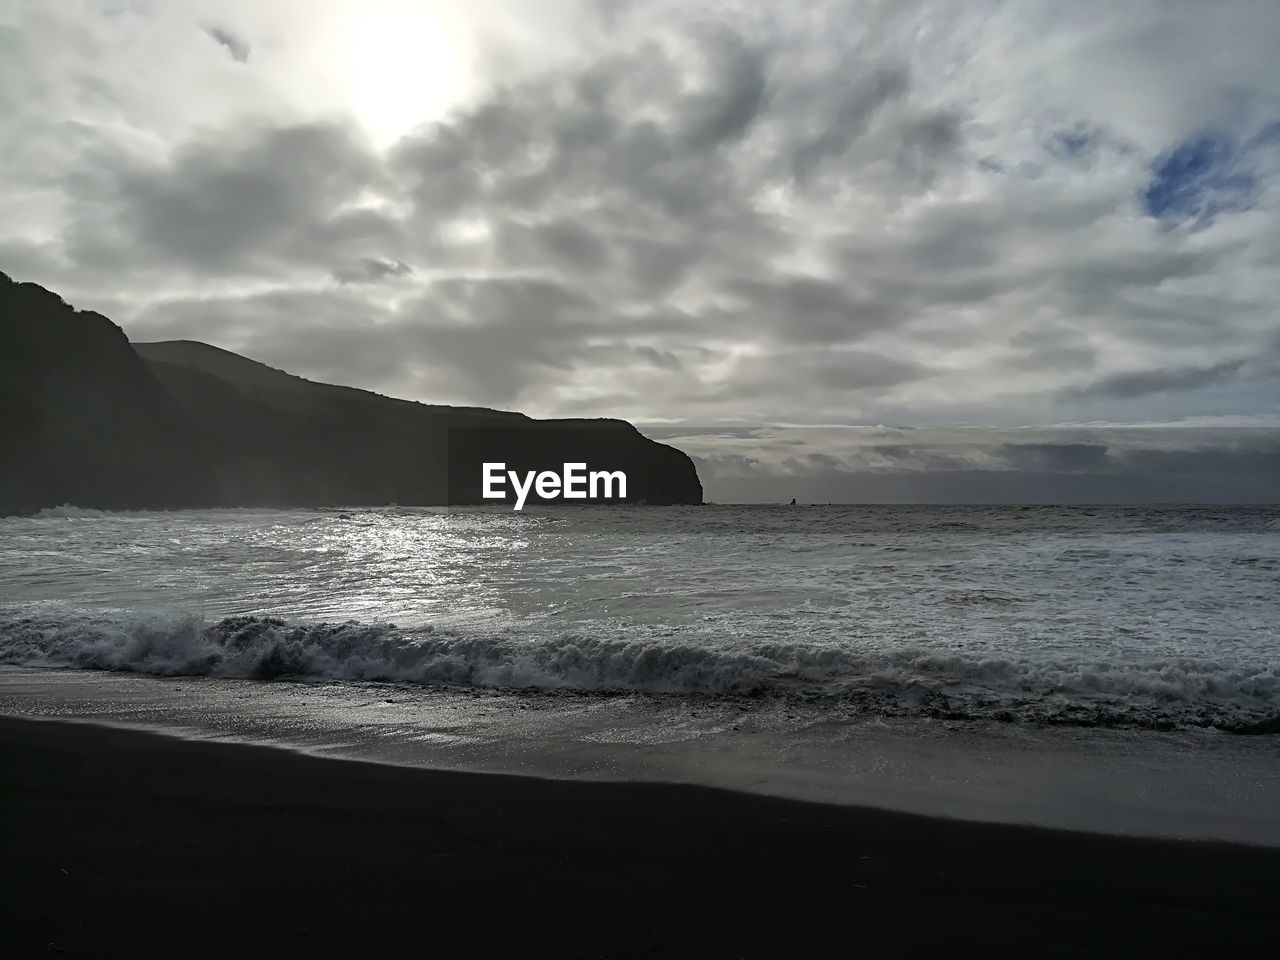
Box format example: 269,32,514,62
2,606,1277,733
30,504,118,519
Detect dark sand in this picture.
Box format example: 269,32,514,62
3,717,1277,958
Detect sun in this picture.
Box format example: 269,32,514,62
335,0,470,146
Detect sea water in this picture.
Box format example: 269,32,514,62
2,504,1278,841
3,503,1277,730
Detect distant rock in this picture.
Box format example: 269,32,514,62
0,271,702,513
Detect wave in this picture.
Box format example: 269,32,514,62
17,504,349,521
29,504,119,519
1,606,1277,733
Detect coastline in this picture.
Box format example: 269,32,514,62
4,715,1278,957
6,665,1280,847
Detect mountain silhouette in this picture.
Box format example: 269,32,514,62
0,271,702,514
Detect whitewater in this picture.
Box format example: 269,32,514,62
2,504,1277,732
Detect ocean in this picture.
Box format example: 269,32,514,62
3,503,1278,841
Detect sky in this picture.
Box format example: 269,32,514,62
2,0,1278,501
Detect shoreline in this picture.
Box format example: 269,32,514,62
6,665,1280,847
4,715,1279,957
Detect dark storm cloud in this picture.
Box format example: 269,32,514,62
892,109,966,183
383,28,792,250
866,443,982,474
674,26,769,149
1112,435,1280,476
634,345,682,370
723,276,901,344
723,349,930,398
998,442,1110,472
688,452,765,479
788,65,910,185
384,276,609,404
494,218,612,274
1048,124,1102,161
65,122,401,278
1002,329,1097,375
678,426,1280,503
643,425,771,440
204,26,249,64
1054,247,1223,316
387,277,723,404
1073,360,1246,399
332,257,414,284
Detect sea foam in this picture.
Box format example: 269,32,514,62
2,606,1276,733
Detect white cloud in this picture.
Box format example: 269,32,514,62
1,0,1278,439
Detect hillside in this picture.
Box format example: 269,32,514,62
0,272,703,513
135,340,523,421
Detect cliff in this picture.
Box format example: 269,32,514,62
0,272,702,513
0,274,222,512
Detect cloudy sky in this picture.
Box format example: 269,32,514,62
3,0,1278,500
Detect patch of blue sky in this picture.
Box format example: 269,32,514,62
1141,126,1276,226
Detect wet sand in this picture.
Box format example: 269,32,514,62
3,716,1277,957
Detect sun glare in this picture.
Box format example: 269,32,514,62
336,1,469,146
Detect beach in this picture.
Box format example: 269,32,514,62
4,715,1278,958
3,504,1278,956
